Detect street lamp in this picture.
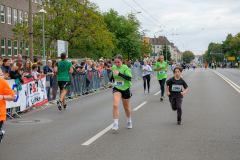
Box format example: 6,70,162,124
39,8,47,66
154,30,163,60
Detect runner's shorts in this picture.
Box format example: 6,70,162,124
58,81,70,90
112,87,132,99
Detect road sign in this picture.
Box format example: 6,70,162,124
150,53,157,56
237,57,239,60
57,40,68,57
228,57,235,60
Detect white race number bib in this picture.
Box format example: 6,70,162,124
172,85,182,92
115,79,124,86
159,71,165,74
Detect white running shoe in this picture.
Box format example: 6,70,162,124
127,122,132,129
112,124,119,131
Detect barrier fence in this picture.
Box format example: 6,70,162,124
6,65,171,119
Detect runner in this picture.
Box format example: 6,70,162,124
214,61,217,70
142,60,152,93
165,66,188,125
171,62,176,73
204,61,208,70
0,77,17,143
108,54,132,131
211,61,214,69
154,55,168,101
54,53,73,110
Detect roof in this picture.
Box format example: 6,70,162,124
149,36,171,45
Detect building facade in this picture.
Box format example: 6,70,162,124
147,36,176,60
0,0,41,59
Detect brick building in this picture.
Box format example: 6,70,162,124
1,0,40,59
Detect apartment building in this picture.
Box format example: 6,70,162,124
0,0,41,59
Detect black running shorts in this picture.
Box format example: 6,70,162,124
112,87,132,99
58,81,70,90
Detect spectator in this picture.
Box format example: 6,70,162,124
44,60,54,103
32,64,42,82
22,60,32,77
127,60,132,68
9,63,24,83
14,54,26,64
140,58,144,67
32,57,39,66
37,61,43,73
134,59,139,67
1,58,11,79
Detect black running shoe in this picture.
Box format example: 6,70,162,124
177,121,182,125
57,101,63,111
63,104,68,110
0,130,5,143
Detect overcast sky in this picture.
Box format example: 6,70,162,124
91,0,240,55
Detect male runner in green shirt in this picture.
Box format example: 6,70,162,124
54,53,73,110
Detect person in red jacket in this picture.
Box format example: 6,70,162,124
0,77,16,143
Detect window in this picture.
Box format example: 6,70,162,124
1,39,5,56
8,39,12,56
157,46,159,48
20,41,23,55
39,0,42,4
25,12,28,26
26,43,29,55
1,5,5,23
14,40,18,56
14,9,17,25
35,0,38,3
7,7,11,24
19,11,23,25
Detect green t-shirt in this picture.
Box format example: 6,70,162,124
57,60,72,81
112,64,132,91
154,61,168,80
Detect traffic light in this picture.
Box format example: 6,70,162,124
210,52,212,55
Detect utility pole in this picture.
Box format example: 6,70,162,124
154,35,156,60
29,0,33,62
165,43,167,61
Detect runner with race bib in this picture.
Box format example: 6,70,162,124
108,54,132,131
154,55,168,101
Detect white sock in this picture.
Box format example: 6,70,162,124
127,117,131,122
114,119,118,125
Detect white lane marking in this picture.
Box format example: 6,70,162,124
133,101,148,111
154,91,161,96
211,70,240,93
82,124,113,146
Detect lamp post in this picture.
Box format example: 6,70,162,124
154,30,163,60
39,8,47,66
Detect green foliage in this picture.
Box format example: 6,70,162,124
103,9,145,60
12,0,116,59
161,43,171,61
141,40,153,58
183,50,195,63
203,43,224,62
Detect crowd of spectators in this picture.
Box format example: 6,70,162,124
0,55,156,104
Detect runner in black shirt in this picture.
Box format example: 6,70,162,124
165,66,188,125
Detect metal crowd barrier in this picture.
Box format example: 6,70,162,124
6,64,167,118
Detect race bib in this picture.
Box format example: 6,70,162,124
143,69,147,74
172,85,182,92
115,79,124,86
159,71,165,74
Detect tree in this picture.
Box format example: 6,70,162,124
12,0,116,59
141,40,153,58
103,9,145,60
161,43,171,61
183,50,195,63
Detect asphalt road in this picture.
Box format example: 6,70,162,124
1,68,240,160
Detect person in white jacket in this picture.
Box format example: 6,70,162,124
142,60,152,93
